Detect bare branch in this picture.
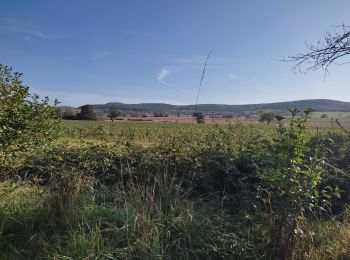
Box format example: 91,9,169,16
284,25,350,74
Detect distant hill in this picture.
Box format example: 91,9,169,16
60,99,350,115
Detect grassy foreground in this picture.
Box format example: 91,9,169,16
2,118,350,259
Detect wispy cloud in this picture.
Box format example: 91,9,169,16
0,17,59,40
92,51,109,61
157,68,171,84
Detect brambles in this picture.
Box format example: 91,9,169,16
257,108,327,257
2,114,350,258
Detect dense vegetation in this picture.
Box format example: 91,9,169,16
2,66,350,259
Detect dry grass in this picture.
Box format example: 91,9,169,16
109,115,350,128
292,215,350,259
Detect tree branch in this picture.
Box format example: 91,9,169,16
284,25,350,74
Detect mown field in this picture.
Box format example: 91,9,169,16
58,117,350,145
59,119,273,145
58,119,304,149
60,113,350,128
3,110,350,259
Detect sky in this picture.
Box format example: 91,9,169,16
1,0,350,107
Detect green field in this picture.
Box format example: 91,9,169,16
2,2,350,257
58,118,345,144
3,114,350,259
311,111,350,118
59,119,271,143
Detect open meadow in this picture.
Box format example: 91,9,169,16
90,113,350,128
3,106,350,258
2,1,350,258
59,116,350,144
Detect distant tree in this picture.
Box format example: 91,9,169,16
259,111,275,124
77,105,96,120
108,107,122,121
193,112,205,124
321,113,328,118
63,108,78,120
286,25,350,73
153,112,168,117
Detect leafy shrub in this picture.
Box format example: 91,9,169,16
257,109,328,257
0,64,59,169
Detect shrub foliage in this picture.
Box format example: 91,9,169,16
0,64,59,166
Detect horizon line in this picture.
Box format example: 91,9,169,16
59,98,349,108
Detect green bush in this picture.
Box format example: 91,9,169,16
0,64,59,169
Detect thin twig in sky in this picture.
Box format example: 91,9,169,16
194,52,211,113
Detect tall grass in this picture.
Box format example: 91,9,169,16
1,118,350,258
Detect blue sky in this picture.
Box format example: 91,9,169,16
1,1,350,106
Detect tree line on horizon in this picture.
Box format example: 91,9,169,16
60,105,123,121
60,105,173,121
59,105,318,125
60,105,209,124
